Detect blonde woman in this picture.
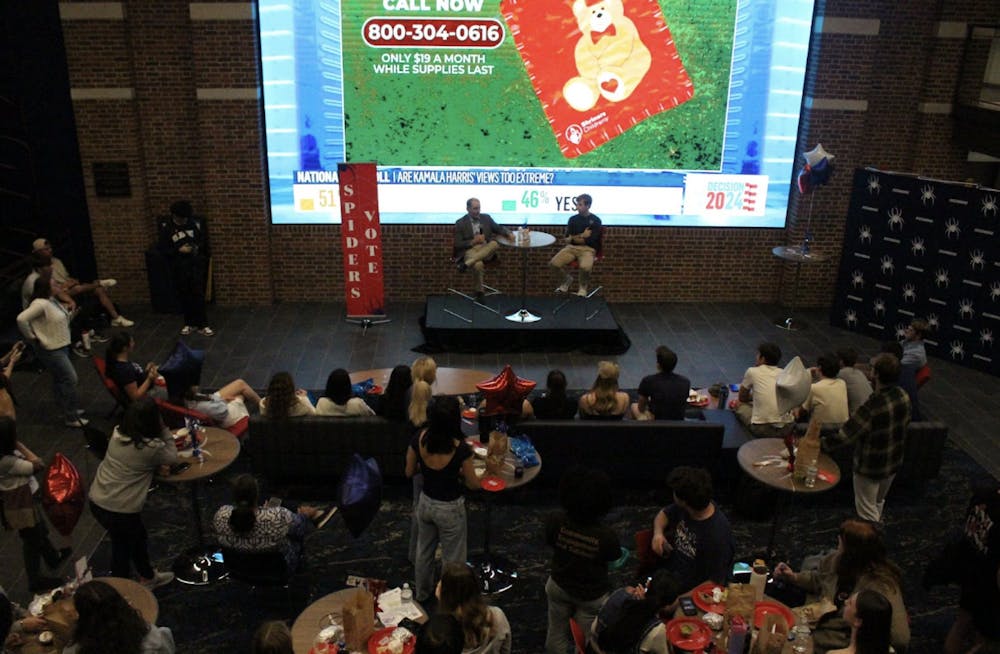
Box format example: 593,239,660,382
578,361,630,419
407,356,437,563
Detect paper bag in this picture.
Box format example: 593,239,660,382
342,586,375,651
486,430,508,475
794,418,822,481
725,583,755,623
752,612,789,654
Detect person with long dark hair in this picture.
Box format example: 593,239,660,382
316,368,375,417
436,562,511,654
774,518,909,652
530,370,578,420
105,332,166,403
212,474,322,571
829,590,894,654
260,372,315,418
544,466,621,654
62,579,174,654
405,396,480,602
0,417,69,592
16,275,87,427
88,398,178,588
377,364,413,423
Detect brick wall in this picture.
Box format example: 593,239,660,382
58,0,999,308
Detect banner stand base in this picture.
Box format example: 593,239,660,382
346,316,392,335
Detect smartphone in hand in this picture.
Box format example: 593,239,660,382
679,597,698,616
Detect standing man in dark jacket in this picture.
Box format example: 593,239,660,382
158,201,214,336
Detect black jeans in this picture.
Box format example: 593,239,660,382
19,517,61,585
170,257,208,328
89,502,154,579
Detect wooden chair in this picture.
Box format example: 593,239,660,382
91,356,128,417
154,398,249,440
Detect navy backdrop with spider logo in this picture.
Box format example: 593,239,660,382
831,168,1000,376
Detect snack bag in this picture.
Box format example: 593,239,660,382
486,430,509,475
724,583,755,623
342,586,375,652
753,612,789,654
794,418,822,481
501,0,693,158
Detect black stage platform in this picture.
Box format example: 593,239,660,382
418,293,630,353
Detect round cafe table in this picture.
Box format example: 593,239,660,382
156,426,241,585
291,587,428,654
466,436,542,593
737,437,840,559
351,367,494,397
772,245,828,331
497,230,557,323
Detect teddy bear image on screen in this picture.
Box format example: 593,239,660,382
563,0,652,112
502,0,694,159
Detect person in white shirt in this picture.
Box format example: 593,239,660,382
315,369,375,417
836,348,873,416
735,342,793,437
799,354,850,425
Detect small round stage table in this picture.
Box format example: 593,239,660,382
497,231,557,324
772,245,828,331
351,367,494,396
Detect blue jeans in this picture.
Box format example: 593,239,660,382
414,493,467,601
545,577,608,654
35,345,80,421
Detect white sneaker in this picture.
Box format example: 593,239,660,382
65,417,90,428
556,276,572,293
139,570,174,589
180,326,194,335
197,326,216,337
577,287,588,297
99,278,117,288
110,315,134,327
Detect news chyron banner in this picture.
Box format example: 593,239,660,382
337,163,386,318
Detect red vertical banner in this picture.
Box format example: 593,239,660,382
338,163,386,318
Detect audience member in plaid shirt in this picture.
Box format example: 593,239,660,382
824,353,911,523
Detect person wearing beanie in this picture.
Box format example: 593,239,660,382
157,200,214,336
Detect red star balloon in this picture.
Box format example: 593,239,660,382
477,365,536,416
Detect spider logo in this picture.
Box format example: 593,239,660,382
970,249,986,270
887,207,905,231
991,282,1000,302
927,313,940,330
950,341,965,359
895,323,909,339
880,255,894,275
873,298,886,315
866,175,881,195
859,225,872,244
945,217,961,239
845,309,858,326
910,237,925,256
920,185,936,205
982,195,998,218
981,329,994,347
901,284,916,303
851,270,865,288
934,269,949,288
959,298,975,320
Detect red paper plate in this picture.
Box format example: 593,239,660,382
754,599,795,630
686,397,710,407
690,581,726,614
368,626,415,654
366,385,383,395
481,476,506,492
665,617,712,651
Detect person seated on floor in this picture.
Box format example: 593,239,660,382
182,379,261,428
213,474,324,572
578,361,630,420
378,364,413,423
316,368,375,417
31,237,134,328
647,466,733,591
105,332,167,402
735,342,794,438
259,371,316,418
251,620,294,654
61,580,175,654
590,569,681,654
828,589,894,654
773,518,909,653
0,418,71,593
531,370,579,420
798,354,850,425
436,562,512,654
836,348,873,416
630,346,690,421
417,614,466,654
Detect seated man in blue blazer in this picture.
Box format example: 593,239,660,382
453,198,511,301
